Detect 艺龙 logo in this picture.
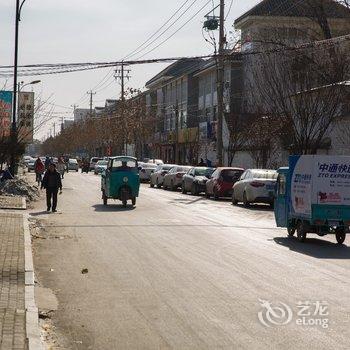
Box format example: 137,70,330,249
258,299,293,327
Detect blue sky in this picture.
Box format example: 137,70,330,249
0,0,260,138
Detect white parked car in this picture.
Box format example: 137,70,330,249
232,169,278,207
150,164,177,188
163,166,192,191
147,159,164,165
27,159,36,172
67,158,79,172
94,160,108,174
139,162,157,182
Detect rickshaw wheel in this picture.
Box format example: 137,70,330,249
132,197,136,206
287,227,296,237
102,191,108,206
335,229,346,244
296,221,307,242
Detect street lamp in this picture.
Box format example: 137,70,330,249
18,80,41,91
10,0,29,175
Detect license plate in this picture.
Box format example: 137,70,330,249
329,220,339,226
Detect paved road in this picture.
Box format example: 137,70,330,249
29,172,350,350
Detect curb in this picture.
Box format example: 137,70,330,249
23,213,45,350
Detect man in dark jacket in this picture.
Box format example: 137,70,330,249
41,164,62,212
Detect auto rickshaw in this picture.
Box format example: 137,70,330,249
101,156,140,207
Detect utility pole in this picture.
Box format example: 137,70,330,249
115,62,131,155
53,122,56,137
216,0,225,166
87,91,96,117
174,101,179,164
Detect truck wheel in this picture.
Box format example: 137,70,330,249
296,221,307,242
287,227,296,237
132,197,136,206
102,191,108,206
335,229,346,244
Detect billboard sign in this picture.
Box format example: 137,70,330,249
18,91,34,143
0,91,13,137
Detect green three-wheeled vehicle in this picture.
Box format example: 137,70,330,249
101,156,140,207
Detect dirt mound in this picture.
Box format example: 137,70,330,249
0,177,40,201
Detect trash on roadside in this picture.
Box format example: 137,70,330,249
39,310,54,320
50,268,54,272
81,268,88,274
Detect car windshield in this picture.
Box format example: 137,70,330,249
195,167,214,177
162,165,175,171
97,161,108,166
111,158,137,171
252,170,278,179
222,169,243,182
69,159,78,163
177,166,191,173
142,163,157,169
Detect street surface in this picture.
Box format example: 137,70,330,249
29,172,350,350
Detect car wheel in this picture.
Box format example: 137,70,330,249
182,183,187,194
232,191,238,205
171,181,175,191
132,197,136,206
191,183,198,196
156,179,161,189
296,221,307,242
213,188,219,200
243,192,250,207
205,189,210,198
150,181,154,188
336,228,346,244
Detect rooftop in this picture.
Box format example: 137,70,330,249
235,0,350,26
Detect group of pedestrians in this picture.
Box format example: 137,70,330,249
34,156,63,213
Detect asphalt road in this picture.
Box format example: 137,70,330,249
29,171,350,350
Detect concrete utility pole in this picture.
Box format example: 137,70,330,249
87,90,96,117
115,62,131,155
174,101,179,164
216,0,225,166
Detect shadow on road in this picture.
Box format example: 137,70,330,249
233,203,273,212
92,204,136,212
30,211,50,216
274,236,350,259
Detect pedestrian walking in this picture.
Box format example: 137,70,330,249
41,163,62,213
57,157,66,179
44,156,51,169
34,157,45,186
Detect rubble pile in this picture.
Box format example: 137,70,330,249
0,177,40,201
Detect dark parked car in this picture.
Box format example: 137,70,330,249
182,167,215,195
205,167,244,199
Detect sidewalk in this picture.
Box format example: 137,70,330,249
0,212,42,350
0,213,26,349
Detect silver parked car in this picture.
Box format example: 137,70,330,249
150,164,177,188
67,158,79,172
163,166,192,191
232,169,278,207
139,162,157,182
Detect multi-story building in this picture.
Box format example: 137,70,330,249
146,58,204,164
74,108,90,122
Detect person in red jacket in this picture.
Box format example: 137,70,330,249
34,157,45,185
